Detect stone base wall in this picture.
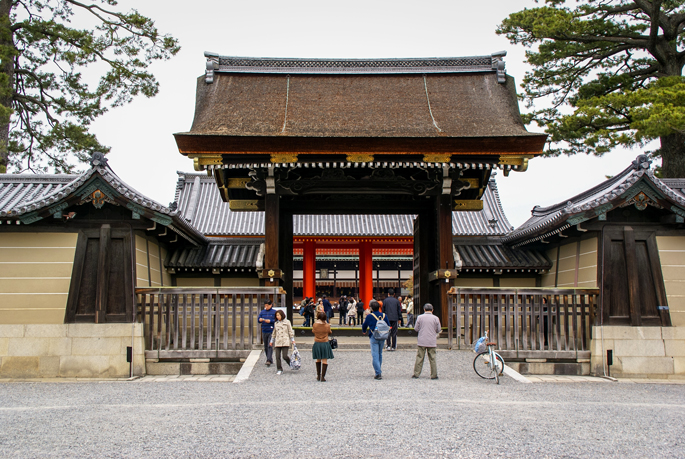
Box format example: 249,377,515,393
0,324,145,378
591,326,685,379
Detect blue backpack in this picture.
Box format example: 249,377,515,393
371,313,390,340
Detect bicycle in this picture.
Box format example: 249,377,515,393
473,331,505,384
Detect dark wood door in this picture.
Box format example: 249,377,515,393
602,226,670,326
65,225,134,323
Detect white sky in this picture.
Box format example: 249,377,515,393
87,0,647,228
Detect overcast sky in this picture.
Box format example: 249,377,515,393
87,0,646,228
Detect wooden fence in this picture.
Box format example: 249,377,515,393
136,287,286,358
447,288,599,359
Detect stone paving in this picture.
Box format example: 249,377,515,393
1,349,685,457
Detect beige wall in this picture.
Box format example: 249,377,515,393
221,277,260,287
454,278,494,287
135,234,171,288
499,277,537,288
541,237,598,289
656,236,685,327
175,277,215,287
0,232,77,324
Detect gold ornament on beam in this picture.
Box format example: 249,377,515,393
423,154,452,163
346,154,374,163
270,153,298,163
453,200,483,211
229,200,261,211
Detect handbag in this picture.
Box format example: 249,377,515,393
289,345,302,370
329,338,338,350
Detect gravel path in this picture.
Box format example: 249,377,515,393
1,349,684,458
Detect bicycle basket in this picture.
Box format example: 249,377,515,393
474,336,487,354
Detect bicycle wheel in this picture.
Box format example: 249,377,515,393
473,352,505,380
494,352,505,376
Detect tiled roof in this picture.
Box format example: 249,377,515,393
506,155,685,245
174,172,513,237
0,174,74,214
166,240,261,270
0,155,206,245
455,243,551,270
205,53,507,77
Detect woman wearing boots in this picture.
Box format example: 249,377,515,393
312,311,334,381
269,309,295,375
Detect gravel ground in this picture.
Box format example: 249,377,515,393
1,349,684,458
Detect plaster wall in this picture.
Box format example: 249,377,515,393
0,323,145,378
135,235,171,288
656,236,685,327
591,326,685,379
540,238,598,289
499,277,536,288
0,232,77,324
453,278,494,287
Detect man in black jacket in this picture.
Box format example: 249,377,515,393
382,289,403,350
339,296,348,325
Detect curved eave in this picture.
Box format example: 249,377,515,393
506,170,685,247
174,133,547,156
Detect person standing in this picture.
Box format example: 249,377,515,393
338,296,348,325
405,296,415,328
361,300,387,380
322,295,332,323
412,303,441,380
269,310,295,375
382,289,403,350
303,298,314,327
257,299,277,366
356,298,364,325
312,312,334,381
346,297,357,326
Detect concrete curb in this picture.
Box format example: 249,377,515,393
233,350,262,383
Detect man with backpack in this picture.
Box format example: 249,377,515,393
382,289,403,351
338,296,348,325
361,300,390,380
322,295,332,323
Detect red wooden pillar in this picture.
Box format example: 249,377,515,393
303,240,316,299
359,240,373,309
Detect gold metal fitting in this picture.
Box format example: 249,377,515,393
346,154,374,163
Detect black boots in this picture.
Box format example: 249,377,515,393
321,363,328,382
316,361,321,381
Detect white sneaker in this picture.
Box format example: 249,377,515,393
276,370,282,375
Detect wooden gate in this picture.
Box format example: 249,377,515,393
447,288,599,359
136,287,286,358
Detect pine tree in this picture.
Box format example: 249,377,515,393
0,0,179,173
498,0,685,177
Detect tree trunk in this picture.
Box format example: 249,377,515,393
660,133,685,178
0,0,14,173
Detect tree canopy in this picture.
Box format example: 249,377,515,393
0,0,179,173
498,0,685,177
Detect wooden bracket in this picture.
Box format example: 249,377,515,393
258,269,283,280
429,269,459,282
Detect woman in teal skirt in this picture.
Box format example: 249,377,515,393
312,311,334,381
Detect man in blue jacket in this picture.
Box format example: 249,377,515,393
322,295,332,323
258,299,277,366
362,300,387,380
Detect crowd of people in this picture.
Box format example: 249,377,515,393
258,289,440,382
298,292,414,328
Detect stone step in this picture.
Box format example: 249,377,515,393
146,360,243,376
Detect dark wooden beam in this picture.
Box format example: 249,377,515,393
95,224,111,324
623,226,642,326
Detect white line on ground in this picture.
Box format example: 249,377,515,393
503,364,531,383
233,350,262,383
